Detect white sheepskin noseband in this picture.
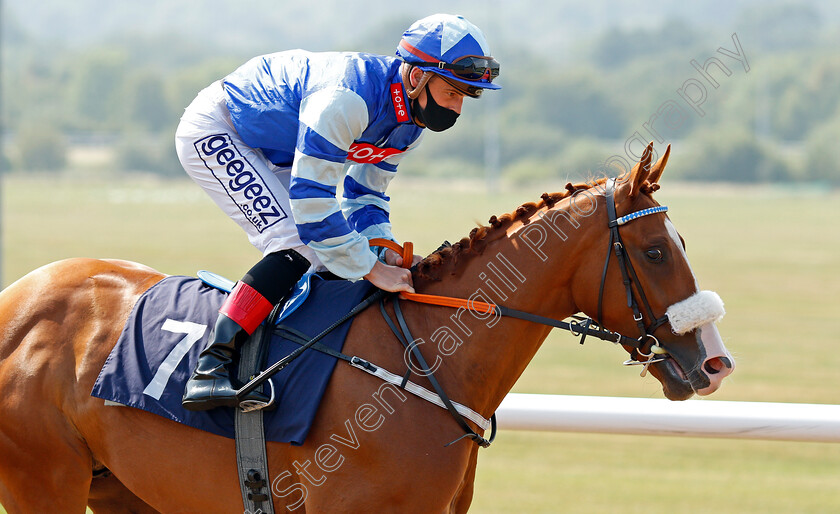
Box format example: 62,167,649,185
665,290,725,335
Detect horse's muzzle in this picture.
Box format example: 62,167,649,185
692,322,735,396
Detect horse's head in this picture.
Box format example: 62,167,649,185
573,143,734,400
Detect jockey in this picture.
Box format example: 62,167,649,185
175,14,501,411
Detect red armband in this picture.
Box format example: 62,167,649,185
219,282,274,334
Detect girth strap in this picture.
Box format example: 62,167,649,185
234,304,279,514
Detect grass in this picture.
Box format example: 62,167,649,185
2,175,839,513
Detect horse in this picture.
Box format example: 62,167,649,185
0,144,734,513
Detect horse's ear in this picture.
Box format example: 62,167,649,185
629,142,654,198
648,144,671,185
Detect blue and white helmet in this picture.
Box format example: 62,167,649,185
397,14,501,94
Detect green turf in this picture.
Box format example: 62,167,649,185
1,176,839,513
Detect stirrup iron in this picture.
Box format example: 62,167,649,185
239,378,276,413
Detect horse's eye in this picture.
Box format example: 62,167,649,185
645,249,663,262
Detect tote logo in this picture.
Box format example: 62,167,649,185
390,83,409,122
347,143,404,164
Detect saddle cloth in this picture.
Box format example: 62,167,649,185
91,274,373,445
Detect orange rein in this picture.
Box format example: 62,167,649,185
367,238,496,315
367,238,414,268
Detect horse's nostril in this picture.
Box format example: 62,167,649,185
704,357,729,375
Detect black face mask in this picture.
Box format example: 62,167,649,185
412,86,459,132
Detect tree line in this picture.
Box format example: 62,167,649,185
2,4,839,185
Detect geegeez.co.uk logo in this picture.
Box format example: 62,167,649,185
194,133,288,233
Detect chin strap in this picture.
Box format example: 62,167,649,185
400,63,432,100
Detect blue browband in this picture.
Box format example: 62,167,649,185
612,206,669,227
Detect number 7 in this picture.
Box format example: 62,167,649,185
143,319,208,400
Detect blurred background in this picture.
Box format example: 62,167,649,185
3,0,840,186
2,1,839,513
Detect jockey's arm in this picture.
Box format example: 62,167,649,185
342,133,425,267
288,87,414,291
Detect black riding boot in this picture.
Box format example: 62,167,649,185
181,313,266,411
182,249,310,411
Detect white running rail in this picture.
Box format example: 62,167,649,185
496,394,840,443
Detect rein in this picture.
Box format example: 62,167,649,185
365,189,673,447
235,288,390,401
236,194,673,448
371,182,674,358
378,296,497,448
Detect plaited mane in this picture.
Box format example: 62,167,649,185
414,179,607,282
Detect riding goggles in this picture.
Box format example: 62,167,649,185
414,55,500,82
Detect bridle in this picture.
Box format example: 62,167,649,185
237,181,679,448
391,178,675,365
597,178,671,374
373,179,676,447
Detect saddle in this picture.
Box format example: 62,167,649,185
93,272,373,438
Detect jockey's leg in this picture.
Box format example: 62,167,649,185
176,80,319,411
182,249,310,411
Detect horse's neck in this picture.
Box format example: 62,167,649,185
415,197,600,416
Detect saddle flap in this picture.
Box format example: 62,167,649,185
197,270,236,293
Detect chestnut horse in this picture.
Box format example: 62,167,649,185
0,145,733,513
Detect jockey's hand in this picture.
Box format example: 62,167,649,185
364,260,415,293
383,249,423,268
